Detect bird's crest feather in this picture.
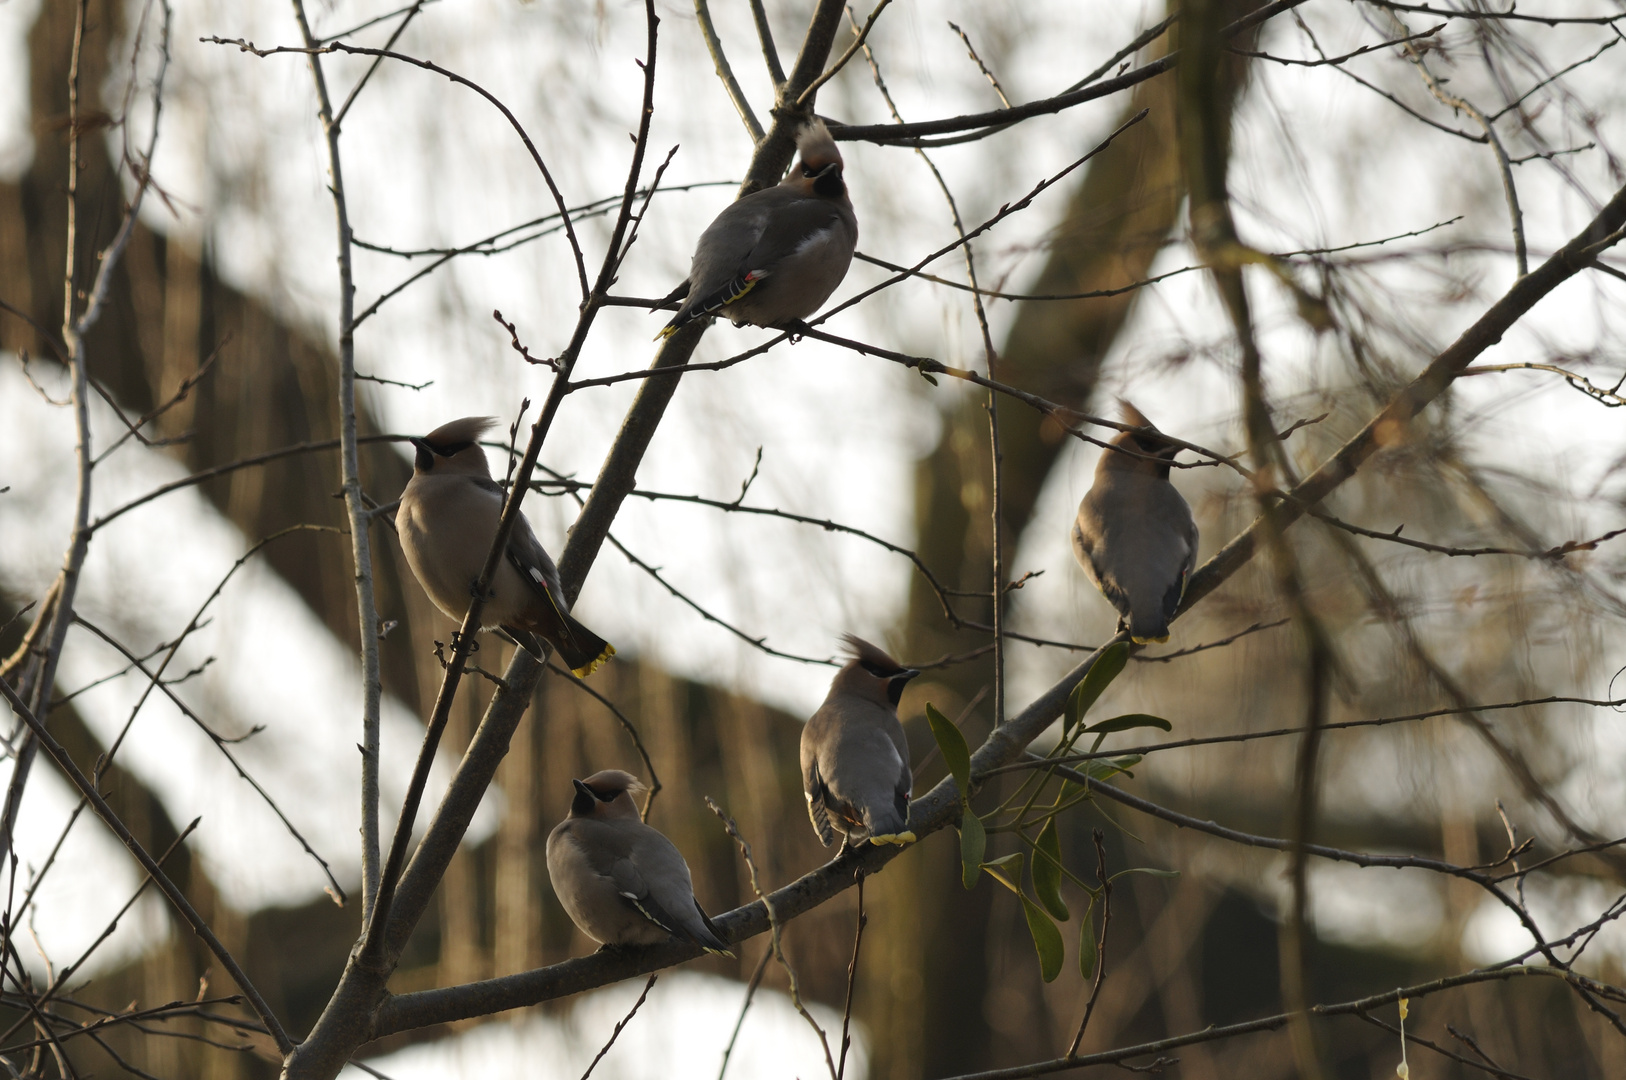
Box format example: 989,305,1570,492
580,769,645,799
840,634,906,675
796,118,842,172
423,416,497,453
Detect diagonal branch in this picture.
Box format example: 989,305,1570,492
367,173,1626,1040
0,680,292,1054
695,0,765,144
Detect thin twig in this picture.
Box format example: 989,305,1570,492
947,22,1011,107
0,681,292,1054
1067,830,1112,1056
836,873,866,1080
206,34,590,296
578,974,657,1080
716,946,773,1080
795,0,893,108
545,660,662,820
706,798,837,1080
1390,12,1528,275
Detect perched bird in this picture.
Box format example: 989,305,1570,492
657,118,857,338
801,635,919,849
395,417,614,677
1071,402,1199,645
546,769,732,956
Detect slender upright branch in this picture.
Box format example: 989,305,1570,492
1,0,171,869
748,0,786,86
1389,11,1527,276
1067,830,1113,1056
837,874,866,1080
696,0,765,143
287,0,385,923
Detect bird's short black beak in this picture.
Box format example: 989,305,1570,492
409,436,436,472
887,669,920,706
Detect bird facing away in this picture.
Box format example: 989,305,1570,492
1071,402,1199,645
395,417,614,677
546,769,733,956
657,119,857,338
801,635,919,849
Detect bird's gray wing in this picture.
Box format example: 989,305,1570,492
740,198,849,276
501,512,568,614
606,855,681,935
682,196,848,320
1158,500,1200,625
1071,514,1132,621
803,756,837,847
625,832,730,952
678,197,777,316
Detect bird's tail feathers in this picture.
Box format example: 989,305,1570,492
656,273,763,339
694,905,735,958
527,589,615,676
1128,616,1171,645
553,609,615,677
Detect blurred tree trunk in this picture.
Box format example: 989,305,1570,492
877,8,1257,1076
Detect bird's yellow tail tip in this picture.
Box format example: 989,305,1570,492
1130,633,1169,645
868,831,916,847
703,946,737,959
654,325,676,341
571,643,617,679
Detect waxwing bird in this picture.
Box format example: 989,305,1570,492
1071,402,1199,645
395,417,614,677
801,635,919,848
657,119,857,338
546,769,733,956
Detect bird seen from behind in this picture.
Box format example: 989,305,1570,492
546,769,733,956
801,635,919,850
1071,402,1199,645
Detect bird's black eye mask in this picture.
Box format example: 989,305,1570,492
411,438,474,471
571,778,620,815
801,160,844,197
860,661,920,704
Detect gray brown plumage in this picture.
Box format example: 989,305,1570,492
395,417,614,677
545,769,732,956
658,119,857,338
1071,402,1199,645
801,635,918,848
